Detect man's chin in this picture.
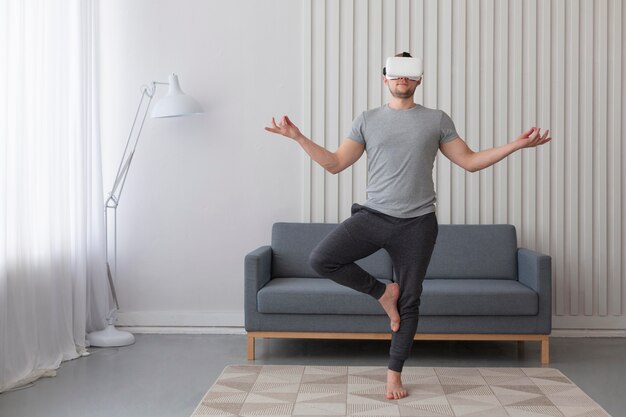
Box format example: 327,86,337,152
390,87,416,99
391,92,414,99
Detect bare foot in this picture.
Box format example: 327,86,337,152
378,283,400,332
386,370,408,400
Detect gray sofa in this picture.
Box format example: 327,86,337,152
245,222,552,364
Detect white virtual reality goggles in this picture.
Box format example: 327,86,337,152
383,56,423,81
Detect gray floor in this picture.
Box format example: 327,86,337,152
0,334,623,417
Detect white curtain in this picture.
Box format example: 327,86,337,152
0,0,110,392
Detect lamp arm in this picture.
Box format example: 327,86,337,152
103,82,158,314
106,82,157,207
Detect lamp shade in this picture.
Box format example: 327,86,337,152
150,74,203,118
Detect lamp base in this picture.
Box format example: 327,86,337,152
87,324,135,347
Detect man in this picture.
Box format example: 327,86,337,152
264,53,551,400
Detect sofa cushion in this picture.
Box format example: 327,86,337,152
258,277,390,315
419,279,538,316
271,223,393,279
258,278,537,316
426,225,518,280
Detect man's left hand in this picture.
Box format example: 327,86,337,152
515,127,551,149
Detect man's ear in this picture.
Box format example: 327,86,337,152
382,75,389,85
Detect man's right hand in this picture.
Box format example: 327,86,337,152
264,115,302,141
264,114,365,174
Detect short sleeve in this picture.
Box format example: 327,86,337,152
347,112,366,145
439,111,459,144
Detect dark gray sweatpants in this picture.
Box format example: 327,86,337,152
309,203,438,372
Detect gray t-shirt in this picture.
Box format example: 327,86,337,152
348,104,459,218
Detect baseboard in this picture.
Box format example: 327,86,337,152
551,329,626,337
112,325,626,338
552,315,626,329
116,326,246,335
116,311,244,327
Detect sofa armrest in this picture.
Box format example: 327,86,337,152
518,248,551,291
244,246,272,325
518,248,552,333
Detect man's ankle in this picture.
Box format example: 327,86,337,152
388,358,404,373
373,281,387,300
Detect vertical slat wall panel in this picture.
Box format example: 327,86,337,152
480,0,494,225
411,0,425,108
551,0,566,316
424,0,440,224
465,0,480,225
352,1,368,206
303,0,625,329
451,0,467,225
367,0,382,139
302,0,311,222
339,0,354,221
622,0,626,320
608,0,622,316
522,0,538,251
508,0,523,246
594,0,608,317
493,0,509,226
436,0,453,225
423,0,438,110
565,0,581,316
396,0,410,51
580,0,594,316
325,0,339,222
310,0,325,222
538,0,551,256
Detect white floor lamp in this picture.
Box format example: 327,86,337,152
87,74,203,347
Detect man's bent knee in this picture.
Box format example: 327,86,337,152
308,249,338,276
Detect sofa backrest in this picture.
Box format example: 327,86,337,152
271,223,393,280
426,224,518,280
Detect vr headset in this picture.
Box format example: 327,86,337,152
383,56,423,81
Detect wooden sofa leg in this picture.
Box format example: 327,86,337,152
541,337,549,366
247,334,255,361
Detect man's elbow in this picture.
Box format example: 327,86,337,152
324,155,345,174
458,154,479,173
326,166,343,175
323,162,342,175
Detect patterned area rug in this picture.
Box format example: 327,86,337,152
191,365,610,417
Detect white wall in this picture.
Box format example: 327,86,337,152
98,0,304,326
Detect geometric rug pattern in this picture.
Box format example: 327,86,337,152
190,365,611,417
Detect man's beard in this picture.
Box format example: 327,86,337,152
389,84,417,99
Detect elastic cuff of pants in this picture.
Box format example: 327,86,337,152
388,358,404,373
372,281,387,300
